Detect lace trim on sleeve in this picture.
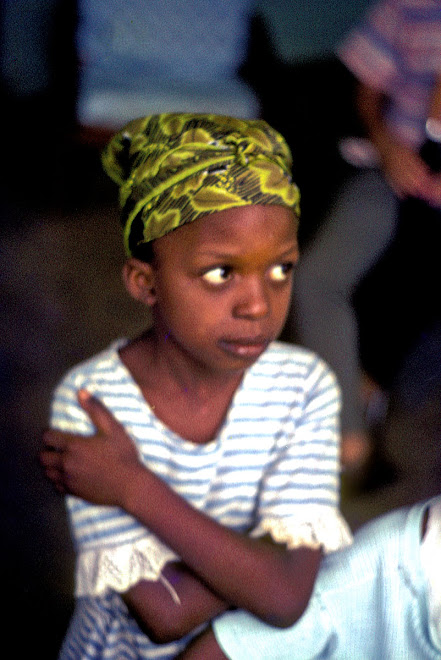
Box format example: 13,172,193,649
75,535,180,603
251,506,352,553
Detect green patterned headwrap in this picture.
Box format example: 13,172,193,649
102,113,300,256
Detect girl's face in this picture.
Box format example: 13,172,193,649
149,205,299,375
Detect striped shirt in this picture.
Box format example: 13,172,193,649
338,0,441,149
51,339,351,659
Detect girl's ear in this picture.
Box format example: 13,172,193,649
122,258,157,306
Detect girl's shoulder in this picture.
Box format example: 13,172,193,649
263,340,321,361
54,339,130,393
239,341,340,407
256,341,337,382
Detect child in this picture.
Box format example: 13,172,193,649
41,113,352,659
181,495,441,659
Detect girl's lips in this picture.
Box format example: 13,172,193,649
218,337,269,359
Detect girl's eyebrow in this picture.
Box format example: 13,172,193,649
197,250,237,259
197,242,298,261
276,243,299,258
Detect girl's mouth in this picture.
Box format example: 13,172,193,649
218,337,269,359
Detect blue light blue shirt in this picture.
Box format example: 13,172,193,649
214,497,441,659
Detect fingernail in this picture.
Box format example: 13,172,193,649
78,389,91,403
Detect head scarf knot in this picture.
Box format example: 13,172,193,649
102,113,300,255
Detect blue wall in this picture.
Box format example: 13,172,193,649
257,0,372,62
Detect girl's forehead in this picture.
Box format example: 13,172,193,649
155,205,298,260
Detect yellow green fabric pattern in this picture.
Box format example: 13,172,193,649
102,113,300,255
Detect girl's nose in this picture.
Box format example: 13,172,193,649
233,277,270,319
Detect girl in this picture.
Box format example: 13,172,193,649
41,113,352,659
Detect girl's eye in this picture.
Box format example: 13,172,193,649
202,266,232,285
269,263,293,282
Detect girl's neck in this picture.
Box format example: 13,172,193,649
121,328,243,402
120,329,244,444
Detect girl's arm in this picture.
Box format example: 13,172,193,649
42,390,321,629
122,562,229,644
176,626,228,659
122,463,320,628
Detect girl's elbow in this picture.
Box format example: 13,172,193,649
256,576,316,629
263,547,321,628
147,624,181,645
139,617,189,644
271,603,309,629
125,601,189,644
260,594,311,629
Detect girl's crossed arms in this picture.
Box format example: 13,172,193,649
42,389,322,642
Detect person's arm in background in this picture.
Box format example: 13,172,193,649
357,74,441,208
422,73,441,204
428,74,441,122
356,82,432,200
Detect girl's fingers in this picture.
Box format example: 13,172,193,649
42,429,68,453
77,389,123,436
44,466,63,483
40,449,62,468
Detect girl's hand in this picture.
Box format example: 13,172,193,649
41,390,144,506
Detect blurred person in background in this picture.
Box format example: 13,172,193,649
0,0,77,207
289,0,441,480
0,0,259,206
74,0,259,144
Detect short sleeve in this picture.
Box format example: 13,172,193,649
337,0,401,92
251,358,352,553
49,368,179,599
